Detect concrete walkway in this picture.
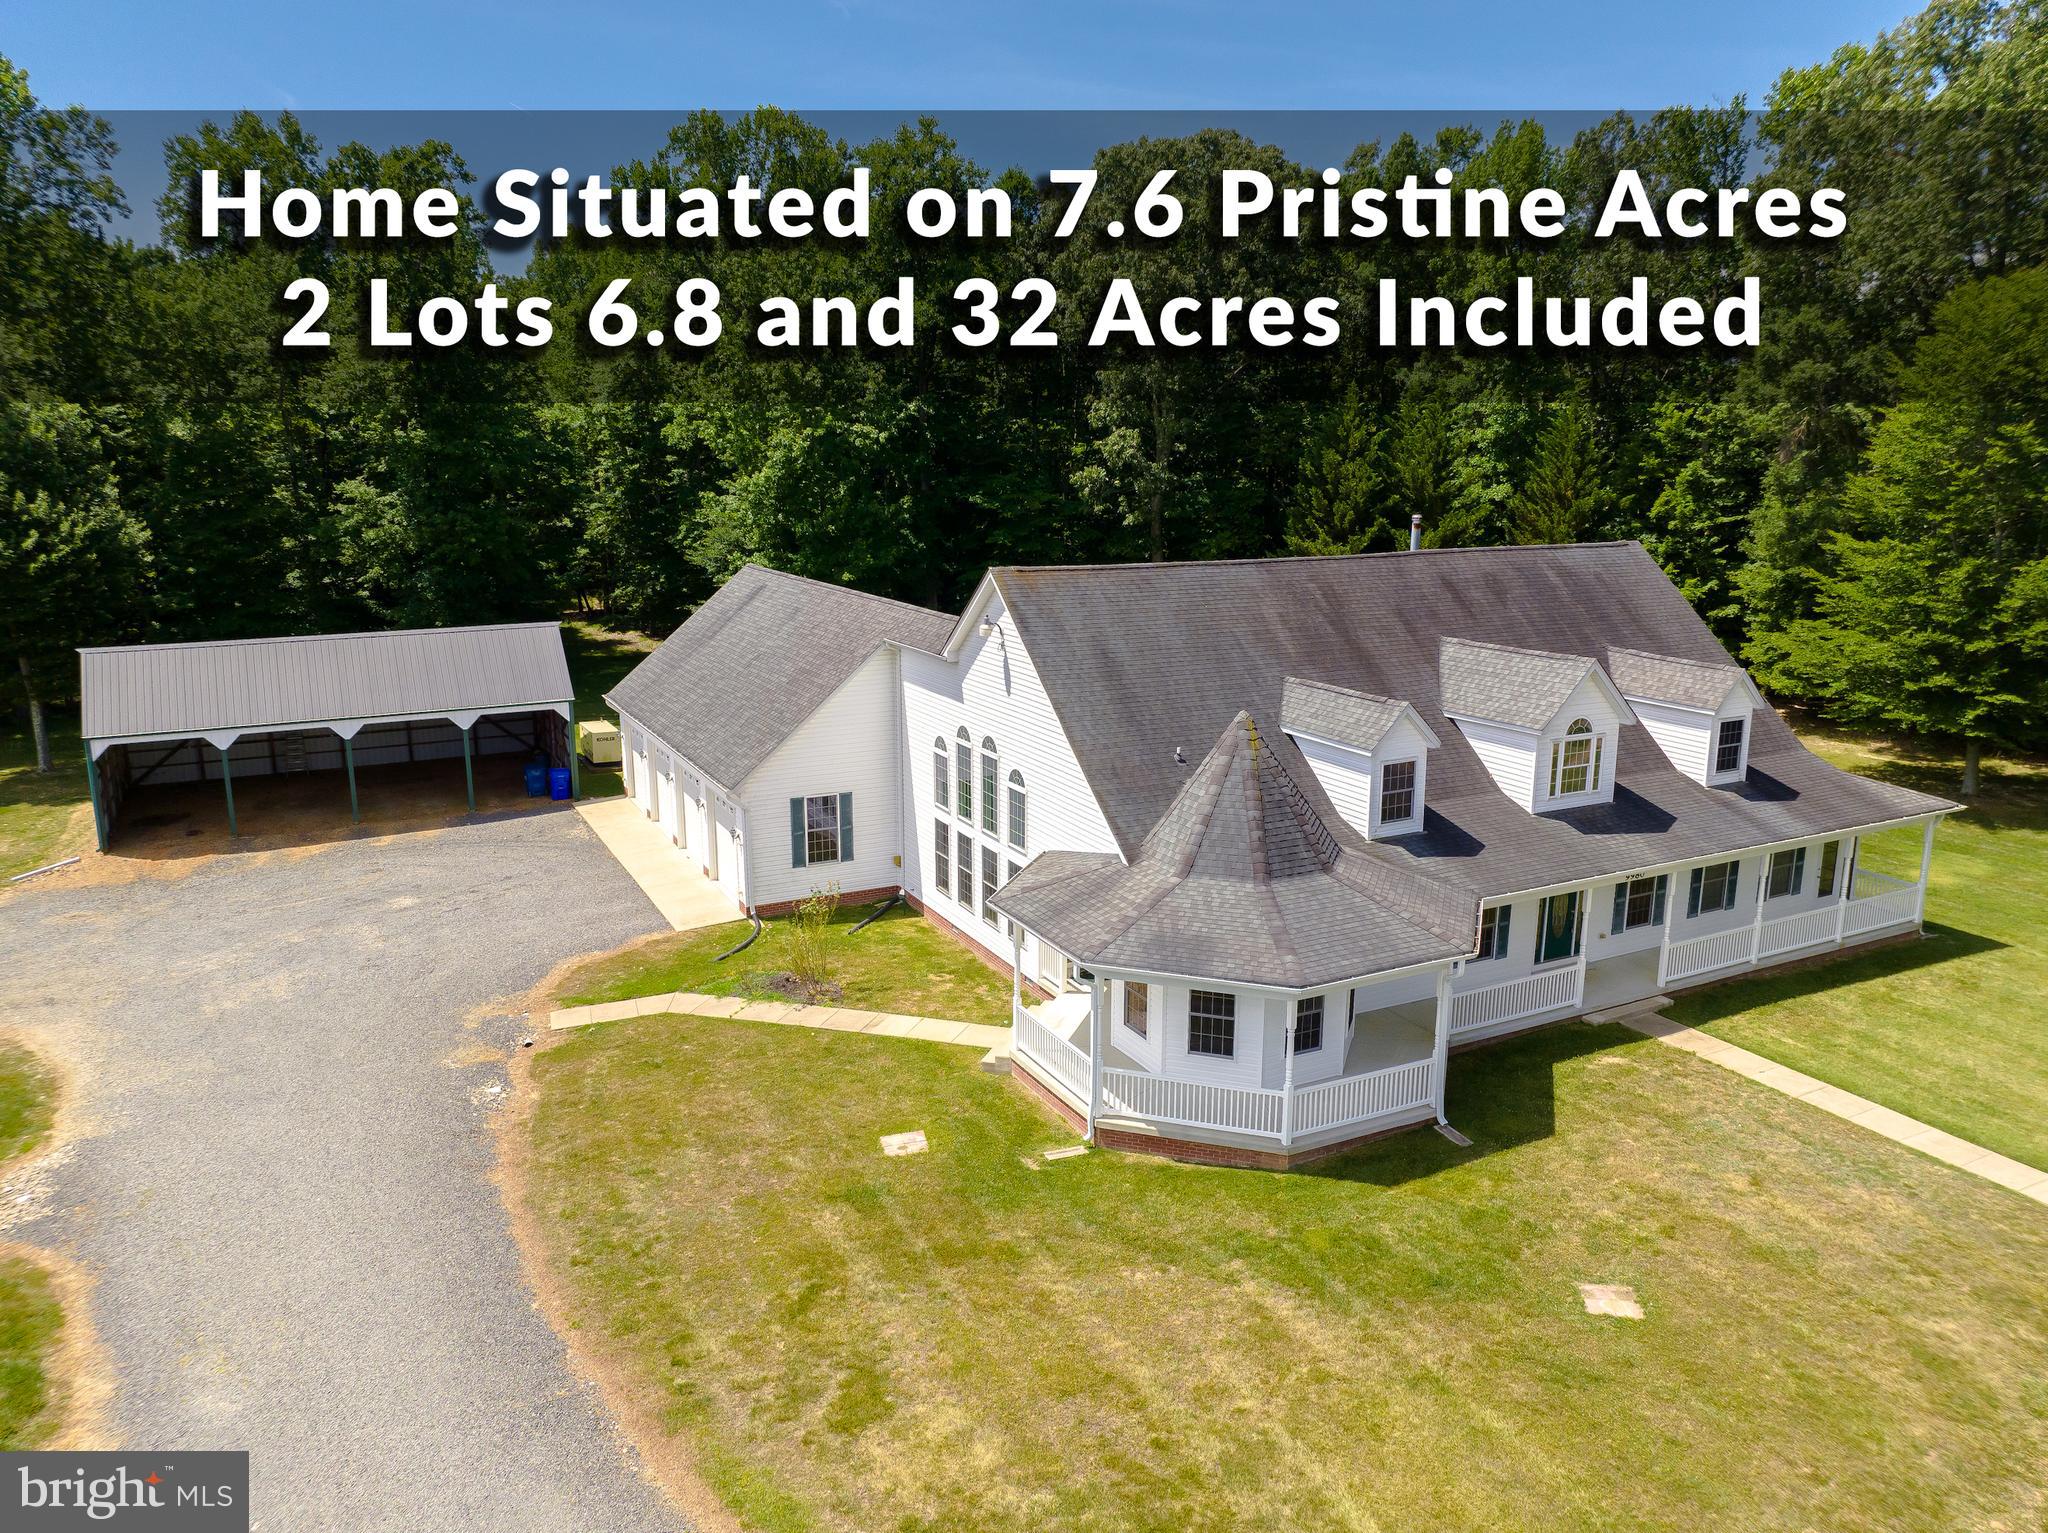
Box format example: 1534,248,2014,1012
1622,1011,2048,1206
550,990,1011,1050
577,796,742,931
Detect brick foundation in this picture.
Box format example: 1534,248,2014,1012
750,885,902,920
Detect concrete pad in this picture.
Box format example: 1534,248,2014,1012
868,1014,925,1038
1041,1145,1087,1161
903,1017,967,1043
1968,1153,2048,1194
1847,1103,1928,1140
1750,1064,1831,1097
809,1008,876,1032
733,1001,796,1024
1703,1046,1778,1081
954,1023,1011,1050
1899,1126,1996,1170
679,994,747,1017
576,798,744,932
880,1130,928,1157
629,993,680,1017
1795,1083,1873,1120
833,1010,886,1031
1577,1283,1644,1319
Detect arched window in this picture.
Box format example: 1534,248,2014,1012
954,727,973,819
1007,769,1027,850
1550,716,1603,797
980,736,999,834
932,736,949,809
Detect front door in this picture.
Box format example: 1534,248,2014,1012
1536,891,1581,965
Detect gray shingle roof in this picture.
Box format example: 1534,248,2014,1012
605,564,954,789
1439,636,1599,730
79,623,571,743
1605,646,1748,710
992,711,1468,988
1280,677,1419,752
992,543,1953,910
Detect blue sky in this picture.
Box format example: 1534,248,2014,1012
11,0,1910,111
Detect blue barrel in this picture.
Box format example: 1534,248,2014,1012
523,762,549,797
549,766,572,801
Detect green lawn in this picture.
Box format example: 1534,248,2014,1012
527,1015,2048,1533
1668,729,2048,1168
0,708,91,880
555,900,1013,1025
0,1039,63,1450
562,616,658,800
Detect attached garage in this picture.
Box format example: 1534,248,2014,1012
79,622,581,850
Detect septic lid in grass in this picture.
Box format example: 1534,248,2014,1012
880,1130,928,1157
1577,1283,1645,1319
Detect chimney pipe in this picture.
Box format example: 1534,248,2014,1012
1409,512,1423,552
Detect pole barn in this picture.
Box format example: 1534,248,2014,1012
78,623,581,850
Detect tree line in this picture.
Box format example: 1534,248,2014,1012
3,0,2044,786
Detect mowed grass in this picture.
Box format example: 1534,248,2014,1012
527,1015,2048,1533
0,708,91,880
555,901,1013,1025
563,616,658,801
0,1040,62,1450
1669,728,2048,1168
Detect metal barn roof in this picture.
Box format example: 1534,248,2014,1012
79,622,574,744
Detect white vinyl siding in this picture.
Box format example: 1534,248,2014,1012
1289,715,1432,839
1453,716,1540,808
742,646,904,908
1630,694,1753,786
900,589,1119,965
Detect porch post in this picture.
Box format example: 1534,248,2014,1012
1834,838,1852,944
343,737,359,823
1572,885,1590,1009
218,745,238,838
1431,965,1454,1122
1010,926,1023,1019
1915,818,1936,929
1748,857,1767,965
461,724,476,812
566,702,581,800
1085,975,1104,1144
85,748,108,852
1280,1002,1298,1150
1656,868,1681,988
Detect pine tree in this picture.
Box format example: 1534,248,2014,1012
1512,400,1610,545
1284,388,1395,555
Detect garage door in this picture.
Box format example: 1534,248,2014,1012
656,753,678,844
714,799,741,904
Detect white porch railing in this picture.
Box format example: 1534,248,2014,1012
1664,923,1757,983
1843,884,1920,936
1013,1000,1090,1103
1292,1058,1434,1136
1758,904,1840,959
1450,964,1581,1036
1099,1068,1285,1137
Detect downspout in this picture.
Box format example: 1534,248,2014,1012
850,892,905,932
714,909,763,962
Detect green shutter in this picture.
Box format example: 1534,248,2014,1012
790,798,807,868
1688,866,1704,918
839,792,855,861
1611,881,1628,934
1651,874,1668,926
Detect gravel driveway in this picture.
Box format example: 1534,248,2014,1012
0,809,684,1532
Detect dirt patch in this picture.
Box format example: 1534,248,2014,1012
747,971,843,1005
0,1241,116,1449
0,1030,114,1450
488,961,743,1533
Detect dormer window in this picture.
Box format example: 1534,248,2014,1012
1379,760,1417,825
1715,717,1745,775
1549,718,1603,799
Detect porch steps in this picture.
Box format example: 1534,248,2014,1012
1582,994,1673,1026
978,1044,1013,1074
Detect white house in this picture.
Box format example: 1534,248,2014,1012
606,544,1955,1169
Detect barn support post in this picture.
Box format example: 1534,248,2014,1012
343,737,359,823
219,745,238,837
461,725,476,812
84,747,109,852
566,702,581,799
